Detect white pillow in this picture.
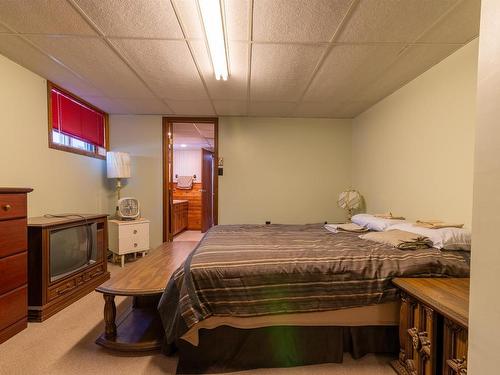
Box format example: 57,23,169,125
385,223,471,251
351,214,407,232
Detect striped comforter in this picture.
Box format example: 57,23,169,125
158,224,470,344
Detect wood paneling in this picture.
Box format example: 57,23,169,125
173,182,201,230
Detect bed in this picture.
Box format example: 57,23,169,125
158,224,470,373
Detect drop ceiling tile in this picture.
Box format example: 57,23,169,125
359,44,462,103
338,0,458,43
213,100,248,116
0,23,11,33
82,96,172,114
74,0,183,39
225,0,249,41
167,100,215,115
249,101,296,116
331,100,376,118
0,34,102,96
303,44,404,102
110,38,208,100
173,0,203,39
253,0,352,42
195,123,215,132
251,43,326,101
293,102,339,117
418,0,481,44
26,35,153,98
174,0,249,41
191,40,248,100
0,0,96,35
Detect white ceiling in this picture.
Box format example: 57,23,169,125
0,0,480,118
173,122,215,150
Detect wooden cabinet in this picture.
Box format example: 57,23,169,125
172,200,188,236
27,214,110,322
108,218,150,267
0,187,32,344
391,278,469,375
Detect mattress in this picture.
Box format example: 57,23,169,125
180,301,400,346
159,224,470,344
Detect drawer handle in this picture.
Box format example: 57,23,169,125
2,204,12,211
133,230,137,234
134,243,138,247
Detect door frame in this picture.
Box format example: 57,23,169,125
162,117,219,242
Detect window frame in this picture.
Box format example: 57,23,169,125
47,81,109,160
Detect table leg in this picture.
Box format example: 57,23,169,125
103,294,117,340
121,255,125,267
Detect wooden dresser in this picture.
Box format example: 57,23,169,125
391,278,469,375
0,187,32,344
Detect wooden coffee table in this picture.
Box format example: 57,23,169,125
95,241,197,352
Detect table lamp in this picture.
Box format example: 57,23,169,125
337,189,362,220
106,151,131,200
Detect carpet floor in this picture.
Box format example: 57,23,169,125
0,259,396,375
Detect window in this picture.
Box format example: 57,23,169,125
48,82,108,159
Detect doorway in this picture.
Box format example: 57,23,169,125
162,117,218,242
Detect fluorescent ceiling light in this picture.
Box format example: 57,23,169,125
180,144,187,148
198,0,229,81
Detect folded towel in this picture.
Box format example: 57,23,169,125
177,175,193,190
415,220,464,229
374,212,406,220
325,223,369,233
359,229,433,250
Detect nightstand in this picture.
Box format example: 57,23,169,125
108,218,150,267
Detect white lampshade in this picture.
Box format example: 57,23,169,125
337,189,361,210
106,152,131,179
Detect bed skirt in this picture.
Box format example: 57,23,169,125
172,325,399,374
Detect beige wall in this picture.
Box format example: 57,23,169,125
468,0,500,372
0,54,107,216
219,117,352,224
352,40,478,227
108,115,163,248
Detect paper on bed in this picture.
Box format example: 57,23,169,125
324,223,368,233
415,220,464,229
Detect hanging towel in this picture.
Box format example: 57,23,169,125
177,175,194,190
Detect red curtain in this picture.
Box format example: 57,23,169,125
51,88,105,147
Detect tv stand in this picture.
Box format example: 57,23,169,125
27,214,110,321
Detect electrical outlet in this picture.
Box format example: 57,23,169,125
265,221,271,225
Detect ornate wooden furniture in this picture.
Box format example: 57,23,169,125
391,278,469,375
0,187,32,344
95,241,196,351
27,214,110,321
108,218,150,267
172,200,188,236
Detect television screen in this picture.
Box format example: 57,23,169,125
49,223,97,282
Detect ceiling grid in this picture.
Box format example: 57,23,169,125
0,0,480,117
